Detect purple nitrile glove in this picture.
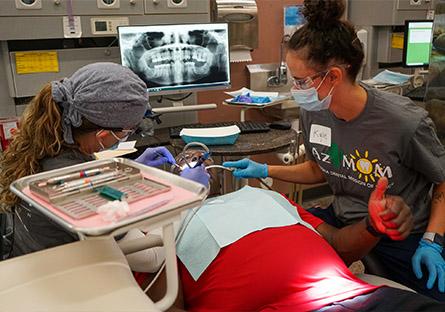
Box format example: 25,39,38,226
180,165,210,187
135,146,176,167
412,239,445,293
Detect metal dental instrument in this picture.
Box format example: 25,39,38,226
154,151,182,171
40,167,111,187
58,174,128,194
193,152,211,169
57,171,122,192
171,163,182,170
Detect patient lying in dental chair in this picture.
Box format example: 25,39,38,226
148,179,445,311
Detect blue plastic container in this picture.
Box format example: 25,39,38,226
180,126,241,146
181,133,240,146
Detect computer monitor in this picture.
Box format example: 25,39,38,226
403,20,434,68
118,23,231,95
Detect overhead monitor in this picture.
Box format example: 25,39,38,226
118,23,231,95
403,20,434,68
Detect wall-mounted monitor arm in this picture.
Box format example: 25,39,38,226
143,103,217,127
151,103,217,115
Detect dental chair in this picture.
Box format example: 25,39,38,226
0,237,158,311
1,158,207,312
357,273,415,293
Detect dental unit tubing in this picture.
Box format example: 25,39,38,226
118,235,163,255
152,104,217,114
155,223,179,311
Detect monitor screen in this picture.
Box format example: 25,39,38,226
403,20,434,67
118,23,231,95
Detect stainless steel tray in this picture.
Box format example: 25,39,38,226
29,162,172,220
10,158,207,236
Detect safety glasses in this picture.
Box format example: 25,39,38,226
96,129,136,150
291,71,328,90
291,64,350,90
110,129,136,141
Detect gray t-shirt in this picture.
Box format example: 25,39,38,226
300,85,445,232
12,148,93,257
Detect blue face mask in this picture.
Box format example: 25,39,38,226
291,72,334,112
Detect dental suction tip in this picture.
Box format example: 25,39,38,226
205,165,235,171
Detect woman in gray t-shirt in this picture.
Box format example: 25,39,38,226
223,0,445,302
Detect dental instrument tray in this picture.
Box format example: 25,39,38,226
29,162,171,220
10,158,207,236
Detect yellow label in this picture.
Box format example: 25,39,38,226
15,51,59,74
391,33,404,50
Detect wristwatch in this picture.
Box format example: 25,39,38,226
422,232,444,247
365,216,384,237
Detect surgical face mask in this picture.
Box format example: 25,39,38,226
110,131,130,143
107,142,120,151
291,72,335,112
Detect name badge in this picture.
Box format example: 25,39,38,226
309,124,331,147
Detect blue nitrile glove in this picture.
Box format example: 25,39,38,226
135,146,176,167
233,94,253,103
412,239,445,293
251,96,271,104
223,158,268,179
180,165,210,187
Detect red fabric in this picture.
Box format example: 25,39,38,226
179,199,379,312
133,272,149,287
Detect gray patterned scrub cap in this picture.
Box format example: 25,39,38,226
51,62,149,144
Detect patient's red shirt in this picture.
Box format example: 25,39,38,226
179,199,379,311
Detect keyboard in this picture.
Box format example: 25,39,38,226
169,121,270,138
405,86,427,101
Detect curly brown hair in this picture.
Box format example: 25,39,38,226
0,83,64,212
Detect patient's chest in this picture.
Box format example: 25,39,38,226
180,224,378,312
